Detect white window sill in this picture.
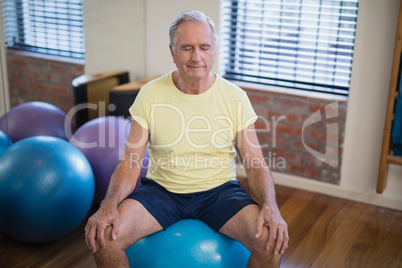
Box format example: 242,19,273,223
7,49,85,65
230,80,349,103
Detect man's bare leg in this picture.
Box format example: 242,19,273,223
219,204,282,268
94,199,163,268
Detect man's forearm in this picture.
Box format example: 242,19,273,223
100,159,140,209
246,165,278,209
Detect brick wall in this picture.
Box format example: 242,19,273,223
6,50,84,114
241,87,347,185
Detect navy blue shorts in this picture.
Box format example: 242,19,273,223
126,178,258,231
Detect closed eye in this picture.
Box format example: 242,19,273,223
201,45,211,51
181,46,193,51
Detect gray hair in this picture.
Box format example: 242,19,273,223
169,10,218,53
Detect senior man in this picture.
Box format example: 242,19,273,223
85,10,289,268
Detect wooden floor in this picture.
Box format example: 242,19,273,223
1,181,401,268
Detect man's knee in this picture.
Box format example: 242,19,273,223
96,225,125,253
248,227,282,265
93,225,132,268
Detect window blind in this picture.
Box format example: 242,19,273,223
1,0,85,59
220,0,359,95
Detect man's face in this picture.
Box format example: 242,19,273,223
170,21,216,81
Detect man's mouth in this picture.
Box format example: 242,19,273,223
187,65,205,69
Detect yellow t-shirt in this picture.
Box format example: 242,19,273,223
129,71,257,193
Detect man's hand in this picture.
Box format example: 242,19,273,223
85,206,121,253
255,204,289,255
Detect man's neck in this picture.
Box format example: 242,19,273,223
173,71,215,95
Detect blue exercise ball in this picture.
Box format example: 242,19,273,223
0,101,74,143
0,136,94,244
126,219,251,267
0,130,12,155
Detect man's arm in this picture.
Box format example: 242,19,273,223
236,124,289,255
85,120,149,253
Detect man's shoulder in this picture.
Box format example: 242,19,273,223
141,72,171,90
137,72,173,100
215,74,247,97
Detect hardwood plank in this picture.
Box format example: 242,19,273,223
276,188,316,221
0,208,97,268
311,202,375,267
343,207,402,268
280,191,333,260
281,196,348,268
275,184,298,207
373,210,402,267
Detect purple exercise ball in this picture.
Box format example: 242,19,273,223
71,116,147,204
0,101,74,143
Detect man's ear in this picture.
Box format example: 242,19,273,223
169,45,176,63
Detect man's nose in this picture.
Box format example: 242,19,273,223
192,48,202,62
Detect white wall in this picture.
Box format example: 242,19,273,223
83,0,220,80
83,0,146,81
0,10,9,117
145,0,220,76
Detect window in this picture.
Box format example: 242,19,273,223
1,0,85,59
220,0,359,95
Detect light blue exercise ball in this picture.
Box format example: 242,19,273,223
0,136,94,244
126,219,251,267
0,129,12,155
